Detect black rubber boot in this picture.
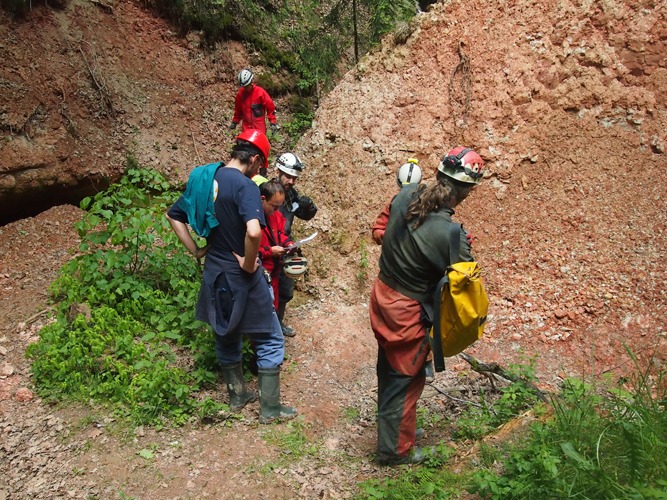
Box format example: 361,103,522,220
220,363,257,411
258,367,298,424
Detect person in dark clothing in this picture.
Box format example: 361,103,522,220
273,152,318,337
166,130,297,424
370,146,486,465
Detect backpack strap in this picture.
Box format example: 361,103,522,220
431,274,448,372
431,223,462,372
449,222,461,265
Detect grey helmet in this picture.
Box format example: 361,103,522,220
238,68,254,87
276,152,304,177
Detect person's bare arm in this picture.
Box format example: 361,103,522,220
165,213,209,259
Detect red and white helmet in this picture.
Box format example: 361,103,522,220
238,68,254,87
276,152,304,178
437,147,485,184
283,255,308,278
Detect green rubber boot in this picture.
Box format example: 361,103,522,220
220,363,257,411
258,367,298,424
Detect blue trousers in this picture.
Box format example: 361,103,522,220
214,308,284,368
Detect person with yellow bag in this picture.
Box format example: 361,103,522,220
369,146,486,466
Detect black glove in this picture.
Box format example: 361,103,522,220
229,122,238,130
299,195,313,208
270,123,279,134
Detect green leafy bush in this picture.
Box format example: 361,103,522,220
27,165,224,425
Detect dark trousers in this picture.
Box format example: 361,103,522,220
277,273,295,322
376,345,426,459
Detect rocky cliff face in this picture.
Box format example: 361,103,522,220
292,0,666,365
1,0,665,363
0,1,252,223
0,1,665,497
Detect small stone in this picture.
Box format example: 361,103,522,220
0,363,14,377
15,387,33,402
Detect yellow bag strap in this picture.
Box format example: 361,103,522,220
430,223,461,372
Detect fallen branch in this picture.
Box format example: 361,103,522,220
430,384,486,409
460,352,548,402
89,0,113,13
24,307,53,325
192,132,202,164
79,42,114,117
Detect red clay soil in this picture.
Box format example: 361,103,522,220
1,0,665,498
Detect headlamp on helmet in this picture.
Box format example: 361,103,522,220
283,254,308,278
437,146,485,185
276,152,304,178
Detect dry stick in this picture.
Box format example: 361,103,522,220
79,42,114,116
460,352,549,403
24,307,53,325
430,384,486,409
191,133,202,164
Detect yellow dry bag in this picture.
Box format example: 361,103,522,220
429,224,489,371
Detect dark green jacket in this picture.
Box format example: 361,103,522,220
378,184,473,306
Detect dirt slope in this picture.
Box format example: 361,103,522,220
1,0,666,498
297,0,667,377
0,0,254,222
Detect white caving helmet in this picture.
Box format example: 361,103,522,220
276,152,304,177
437,146,485,185
283,255,308,278
238,68,254,87
396,158,422,187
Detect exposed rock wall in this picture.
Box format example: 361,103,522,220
293,0,666,360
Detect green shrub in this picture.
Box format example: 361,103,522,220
27,165,225,426
454,358,543,441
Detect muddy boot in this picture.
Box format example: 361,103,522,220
376,446,437,466
220,363,257,411
276,302,296,337
258,367,298,424
280,321,296,337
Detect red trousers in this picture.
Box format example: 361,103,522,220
370,278,430,458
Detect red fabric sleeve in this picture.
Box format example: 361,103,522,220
262,88,277,125
371,200,392,244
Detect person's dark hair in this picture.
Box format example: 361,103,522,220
404,172,474,230
231,140,265,166
259,179,284,201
